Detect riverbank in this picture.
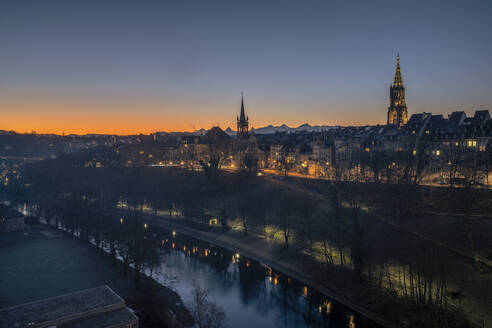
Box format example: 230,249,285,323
132,212,401,328
0,224,194,327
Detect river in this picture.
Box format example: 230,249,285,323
149,227,380,328
8,201,381,327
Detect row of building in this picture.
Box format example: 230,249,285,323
148,56,491,184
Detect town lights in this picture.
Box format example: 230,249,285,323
325,301,332,313
349,315,356,328
120,218,123,224
172,230,176,237
318,301,332,314
144,223,148,229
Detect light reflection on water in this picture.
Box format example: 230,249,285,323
13,201,381,328
152,229,380,328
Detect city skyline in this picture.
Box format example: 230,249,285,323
1,0,491,135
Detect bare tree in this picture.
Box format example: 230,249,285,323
277,147,295,178
200,128,231,184
188,283,227,328
239,147,260,181
446,151,486,268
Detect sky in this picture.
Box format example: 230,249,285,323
0,0,491,135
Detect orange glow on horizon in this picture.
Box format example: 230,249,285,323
0,100,384,135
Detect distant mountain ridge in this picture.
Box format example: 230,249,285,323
224,124,339,136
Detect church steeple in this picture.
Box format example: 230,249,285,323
387,55,408,127
237,93,249,137
392,54,403,87
239,95,246,122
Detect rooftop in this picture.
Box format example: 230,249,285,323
0,285,138,328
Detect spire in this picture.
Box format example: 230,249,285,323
239,92,246,122
387,54,408,127
237,92,249,137
392,54,403,87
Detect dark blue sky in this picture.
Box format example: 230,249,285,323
0,0,491,134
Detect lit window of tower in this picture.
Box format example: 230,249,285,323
387,54,408,127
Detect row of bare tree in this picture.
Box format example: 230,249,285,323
3,141,490,327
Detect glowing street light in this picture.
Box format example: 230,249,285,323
349,315,355,328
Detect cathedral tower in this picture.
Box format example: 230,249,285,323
237,94,249,137
387,55,408,127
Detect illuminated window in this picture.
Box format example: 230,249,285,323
425,130,430,134
436,150,440,156
412,150,417,155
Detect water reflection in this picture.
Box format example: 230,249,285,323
153,228,379,328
